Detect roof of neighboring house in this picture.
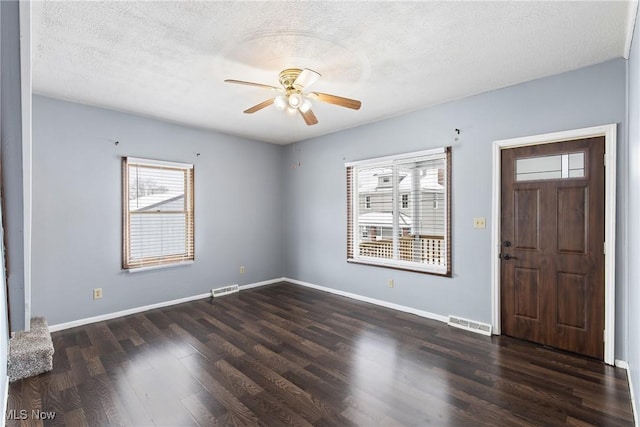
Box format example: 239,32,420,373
129,193,183,211
358,168,444,193
359,212,412,227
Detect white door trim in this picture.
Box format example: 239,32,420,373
19,1,32,331
491,124,617,365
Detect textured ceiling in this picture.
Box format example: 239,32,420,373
32,1,634,145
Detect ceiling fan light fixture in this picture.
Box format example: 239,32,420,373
288,92,303,109
225,67,361,126
274,95,287,110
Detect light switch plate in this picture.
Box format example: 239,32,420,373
473,217,486,229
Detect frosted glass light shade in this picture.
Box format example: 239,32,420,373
274,95,287,110
288,93,303,108
299,98,312,113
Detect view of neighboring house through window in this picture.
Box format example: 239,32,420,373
122,157,194,269
346,147,451,276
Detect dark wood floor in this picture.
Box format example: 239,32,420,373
6,282,634,426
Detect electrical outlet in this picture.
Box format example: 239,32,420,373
388,279,394,288
240,266,245,274
93,288,103,300
473,217,486,229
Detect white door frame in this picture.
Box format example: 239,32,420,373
491,124,617,365
19,1,32,331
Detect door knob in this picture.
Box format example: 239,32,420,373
500,254,518,260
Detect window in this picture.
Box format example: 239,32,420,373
515,151,585,181
401,194,409,209
122,157,194,270
346,147,451,276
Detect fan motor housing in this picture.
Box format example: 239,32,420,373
279,68,303,89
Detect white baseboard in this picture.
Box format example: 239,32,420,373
48,293,209,332
615,359,638,427
616,359,630,369
283,277,449,324
239,278,285,290
48,278,283,332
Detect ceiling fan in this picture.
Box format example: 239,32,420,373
224,68,361,126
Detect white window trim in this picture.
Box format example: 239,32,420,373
126,157,194,170
491,123,616,365
345,147,446,168
125,260,194,273
346,147,450,276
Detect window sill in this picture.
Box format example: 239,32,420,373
347,258,451,277
124,260,194,273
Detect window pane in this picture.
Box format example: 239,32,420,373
516,152,584,182
129,166,185,212
568,152,585,178
357,166,395,259
130,213,186,259
397,158,446,267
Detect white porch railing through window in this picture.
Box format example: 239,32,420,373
358,236,445,266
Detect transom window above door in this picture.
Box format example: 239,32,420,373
515,151,585,182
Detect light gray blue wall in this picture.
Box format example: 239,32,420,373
283,59,629,359
626,3,640,417
1,0,25,331
31,95,284,326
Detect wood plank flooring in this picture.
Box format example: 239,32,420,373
6,282,634,426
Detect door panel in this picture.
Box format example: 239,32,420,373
514,189,540,250
556,187,588,254
513,267,540,319
556,272,587,329
501,137,605,359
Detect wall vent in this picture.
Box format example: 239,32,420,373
448,315,492,336
211,284,239,298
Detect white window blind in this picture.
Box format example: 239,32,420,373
122,157,194,269
346,148,451,276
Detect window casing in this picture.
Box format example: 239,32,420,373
346,147,451,276
123,157,194,270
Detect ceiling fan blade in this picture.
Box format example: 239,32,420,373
300,109,319,126
293,68,321,90
243,98,275,114
310,92,361,110
224,79,281,91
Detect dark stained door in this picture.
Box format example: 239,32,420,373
500,137,605,359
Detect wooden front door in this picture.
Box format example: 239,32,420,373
500,137,605,359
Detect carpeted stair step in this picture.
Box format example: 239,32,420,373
8,317,54,382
